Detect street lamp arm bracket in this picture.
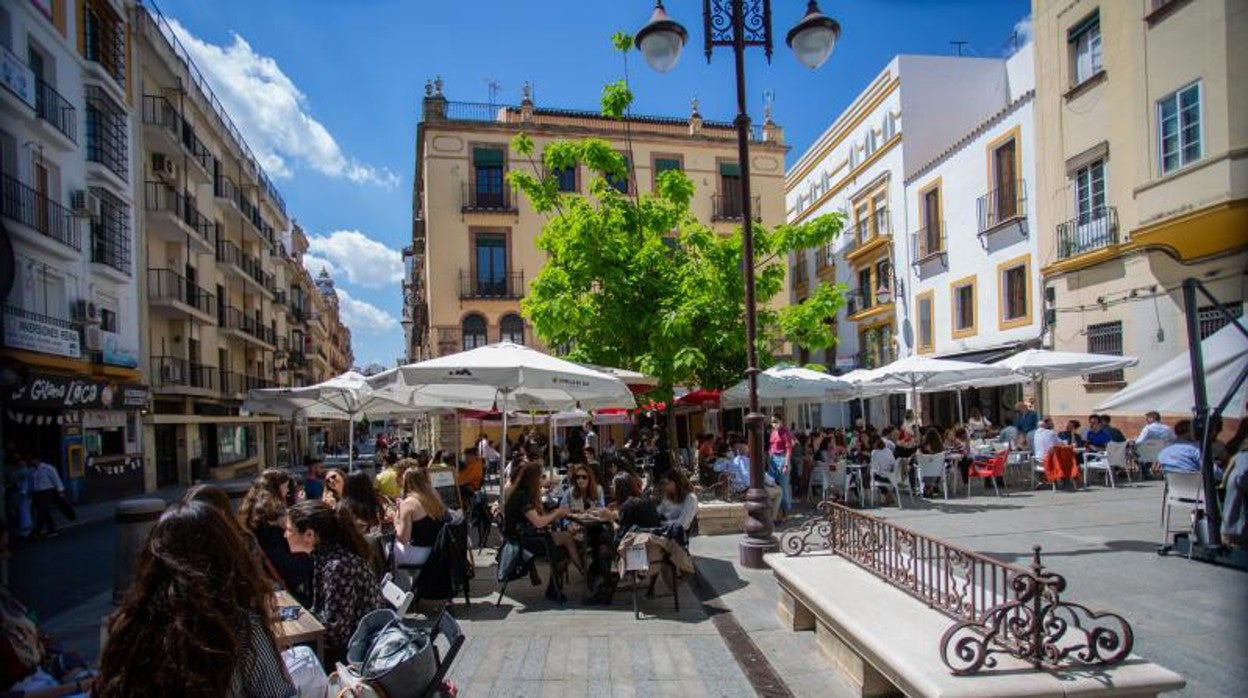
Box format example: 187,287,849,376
704,0,774,62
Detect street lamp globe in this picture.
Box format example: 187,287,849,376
786,1,841,70
635,1,687,73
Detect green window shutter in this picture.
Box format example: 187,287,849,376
655,158,682,174
473,148,504,166
719,162,741,177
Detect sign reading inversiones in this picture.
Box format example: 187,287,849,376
4,313,80,359
7,372,148,410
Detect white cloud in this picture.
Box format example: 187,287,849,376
335,288,399,334
1006,16,1033,56
301,253,337,279
305,230,403,289
167,20,399,187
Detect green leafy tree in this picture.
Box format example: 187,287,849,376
507,35,845,406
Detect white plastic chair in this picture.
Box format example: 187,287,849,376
806,460,833,500
912,452,949,500
1134,439,1166,478
1160,471,1205,558
1084,441,1129,488
869,452,904,509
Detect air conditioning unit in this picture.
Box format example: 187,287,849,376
70,190,101,219
83,326,102,351
152,153,177,181
73,300,100,324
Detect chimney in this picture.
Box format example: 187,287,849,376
422,76,447,121
688,97,703,136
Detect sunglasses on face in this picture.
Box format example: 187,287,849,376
575,475,589,482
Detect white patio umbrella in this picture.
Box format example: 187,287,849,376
865,355,1017,425
1097,320,1246,414
369,342,636,469
988,349,1139,417
721,364,856,408
837,368,887,427
243,371,466,471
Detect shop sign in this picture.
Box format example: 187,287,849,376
4,312,80,359
101,330,139,369
7,372,148,410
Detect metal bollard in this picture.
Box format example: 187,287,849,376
222,481,251,513
112,499,167,604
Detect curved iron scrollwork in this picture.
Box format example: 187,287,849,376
781,499,839,556
940,546,1134,675
703,0,774,62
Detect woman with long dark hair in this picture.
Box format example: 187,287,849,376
321,468,346,506
238,469,312,605
560,463,604,512
657,468,696,530
284,500,381,664
502,461,575,601
338,470,386,533
95,502,295,697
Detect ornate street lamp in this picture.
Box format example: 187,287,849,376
637,0,841,568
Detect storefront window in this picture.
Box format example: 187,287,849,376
218,425,255,465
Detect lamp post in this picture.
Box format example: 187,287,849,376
636,0,840,568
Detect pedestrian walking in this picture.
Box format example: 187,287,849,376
5,455,33,538
28,456,70,539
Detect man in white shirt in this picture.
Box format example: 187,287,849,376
28,455,65,538
1134,411,1175,445
1032,417,1062,464
583,421,599,455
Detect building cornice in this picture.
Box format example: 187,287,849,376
786,74,901,189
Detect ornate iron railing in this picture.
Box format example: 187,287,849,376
781,502,1133,675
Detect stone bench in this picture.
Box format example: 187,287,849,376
767,553,1185,697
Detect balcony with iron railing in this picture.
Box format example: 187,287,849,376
83,1,127,88
1057,207,1119,261
143,181,213,247
434,100,768,141
461,182,516,213
35,79,76,143
856,344,896,370
845,287,876,317
711,193,762,221
220,306,275,347
141,94,179,138
84,85,129,182
844,209,891,262
911,222,947,268
214,173,240,207
147,268,215,318
0,171,82,251
792,261,810,291
151,356,216,392
976,178,1027,234
179,120,214,176
458,271,525,299
89,218,130,276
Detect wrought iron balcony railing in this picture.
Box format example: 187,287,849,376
911,223,947,266
147,268,214,316
976,178,1027,233
151,356,215,390
0,171,81,250
35,78,76,142
461,182,516,213
1056,207,1119,260
458,270,525,299
711,193,761,221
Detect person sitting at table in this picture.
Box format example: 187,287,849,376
97,501,296,698
1058,419,1086,448
284,500,382,666
1032,417,1062,464
915,428,946,496
1085,414,1113,452
966,407,992,439
339,471,388,535
607,471,661,534
240,469,313,606
657,469,697,531
394,468,449,569
504,462,577,602
1135,411,1175,446
185,484,271,584
997,419,1020,448
944,427,974,482
868,436,900,504
561,464,605,512
321,468,346,507
1157,419,1225,479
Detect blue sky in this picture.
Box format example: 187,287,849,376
153,0,1030,368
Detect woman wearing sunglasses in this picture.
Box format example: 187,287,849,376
321,468,346,507
559,465,605,512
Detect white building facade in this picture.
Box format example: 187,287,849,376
787,53,1024,428
903,44,1040,426
1,0,145,503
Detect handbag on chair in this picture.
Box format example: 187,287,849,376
343,609,438,697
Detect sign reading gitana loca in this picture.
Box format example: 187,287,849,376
7,372,148,410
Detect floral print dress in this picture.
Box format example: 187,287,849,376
309,542,382,658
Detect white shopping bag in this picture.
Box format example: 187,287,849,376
282,645,329,698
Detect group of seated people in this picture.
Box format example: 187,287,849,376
497,453,698,604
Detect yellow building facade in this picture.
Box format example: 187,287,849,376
405,81,788,450
1032,0,1247,427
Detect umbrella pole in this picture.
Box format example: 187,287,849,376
500,392,510,483
348,412,355,473
957,389,965,424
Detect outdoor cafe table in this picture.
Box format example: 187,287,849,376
275,590,325,660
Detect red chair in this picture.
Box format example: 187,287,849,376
967,449,1008,497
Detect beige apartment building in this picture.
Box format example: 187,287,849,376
404,80,788,448
1032,0,1246,433
132,3,352,487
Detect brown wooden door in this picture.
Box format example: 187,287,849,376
994,140,1017,220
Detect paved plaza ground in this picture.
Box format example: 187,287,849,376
30,476,1245,697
